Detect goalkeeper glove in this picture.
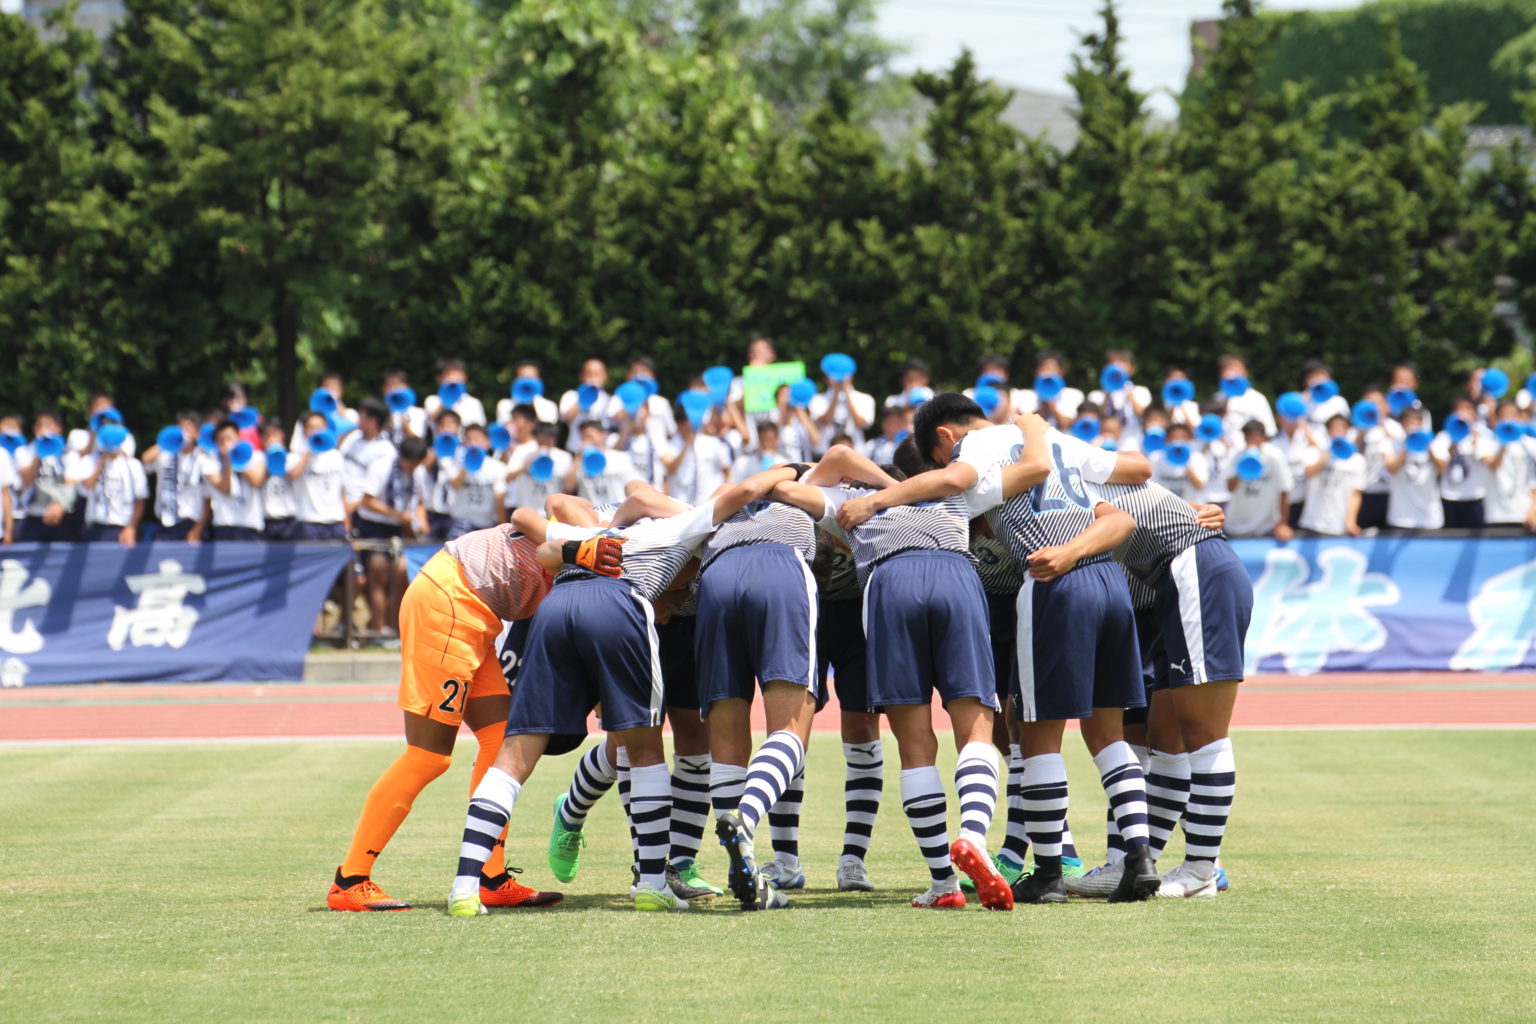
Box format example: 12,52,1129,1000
562,536,624,577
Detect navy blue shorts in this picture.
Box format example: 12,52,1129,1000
694,544,818,710
265,518,296,541
1154,538,1253,688
864,551,998,711
213,525,265,542
1122,605,1163,728
427,511,452,541
986,591,1019,705
1015,558,1144,722
816,597,869,713
291,521,347,541
658,616,700,712
507,575,663,736
19,517,77,543
81,523,126,543
498,617,532,688
352,518,402,541
155,519,197,541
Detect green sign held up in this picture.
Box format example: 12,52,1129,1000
742,361,808,413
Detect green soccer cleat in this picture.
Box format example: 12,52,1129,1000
1062,855,1087,879
634,888,690,912
672,859,725,898
547,795,586,883
447,894,486,918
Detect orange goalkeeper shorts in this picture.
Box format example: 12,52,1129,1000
398,550,508,726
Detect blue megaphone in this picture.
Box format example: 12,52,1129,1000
1405,430,1432,454
1100,365,1127,394
1071,417,1100,442
703,366,734,406
680,390,712,427
438,380,467,408
1034,374,1065,402
97,424,129,453
1329,436,1356,461
1220,375,1250,399
1310,378,1340,403
1445,415,1470,444
581,446,607,477
1162,378,1196,406
820,353,856,382
35,433,65,458
1142,427,1167,454
265,446,288,477
462,445,487,473
1276,391,1306,420
907,386,934,407
1166,441,1191,467
511,377,544,404
1494,420,1525,445
231,407,260,430
1388,387,1417,416
198,422,218,453
973,385,1001,416
156,425,185,454
0,432,25,454
434,434,460,460
1351,401,1380,431
309,387,338,415
89,407,123,433
528,454,555,483
577,383,601,411
308,429,337,454
229,441,255,471
1196,414,1224,443
1236,451,1265,481
488,424,512,452
1481,368,1509,400
386,388,417,414
615,380,648,417
788,379,818,409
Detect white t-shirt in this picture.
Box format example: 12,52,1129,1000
1486,437,1536,525
82,454,148,527
357,456,421,525
447,455,506,528
1221,388,1277,441
202,454,264,531
263,471,296,521
1015,386,1086,424
1199,439,1234,504
666,434,734,505
1088,383,1153,445
1305,392,1350,427
1433,429,1496,502
1299,450,1365,535
1275,427,1322,503
808,388,877,452
1224,443,1292,538
494,394,560,426
1386,444,1444,530
293,449,346,524
0,448,14,493
576,448,637,506
16,446,83,516
341,433,397,505
151,447,205,526
559,389,620,451
385,406,429,447
1150,448,1209,502
1359,421,1405,495
424,391,488,428
505,447,572,512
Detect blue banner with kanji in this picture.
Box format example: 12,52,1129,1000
0,543,353,686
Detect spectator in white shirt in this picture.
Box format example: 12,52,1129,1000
445,424,506,538
423,357,487,427
1149,422,1208,501
774,382,822,463
1388,362,1432,430
1160,367,1201,429
1216,354,1277,441
1087,348,1152,447
16,411,82,542
1274,404,1323,529
78,390,137,459
0,414,17,547
421,408,463,539
1300,414,1366,537
1097,412,1126,452
662,412,733,504
142,412,205,541
1384,408,1445,531
1434,397,1497,530
287,411,349,540
567,419,638,505
1224,420,1294,540
1301,360,1350,426
863,405,908,465
381,369,429,445
341,399,398,518
1016,351,1084,425
730,420,789,481
505,423,572,517
809,366,876,454
559,359,618,451
883,359,933,411
78,426,148,545
261,420,298,540
1354,385,1403,532
203,419,267,541
498,403,541,484
356,436,429,635
1486,401,1536,531
494,360,561,426
625,356,678,446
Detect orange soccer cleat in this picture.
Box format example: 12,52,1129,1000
480,869,564,908
327,869,412,912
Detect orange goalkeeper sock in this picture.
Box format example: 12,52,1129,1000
472,722,511,879
339,744,453,878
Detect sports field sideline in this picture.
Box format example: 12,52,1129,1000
3,678,1535,1022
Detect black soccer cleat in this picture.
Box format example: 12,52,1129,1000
1107,844,1161,903
1012,867,1069,905
715,811,759,911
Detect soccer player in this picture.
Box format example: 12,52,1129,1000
837,396,1166,904
447,465,806,916
325,521,617,911
770,442,1013,910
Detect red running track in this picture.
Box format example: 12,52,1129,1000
1,672,1533,744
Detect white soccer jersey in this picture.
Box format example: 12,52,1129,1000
82,454,148,527
1299,451,1365,535
293,449,347,524
1223,444,1292,538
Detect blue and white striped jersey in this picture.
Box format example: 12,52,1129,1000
700,499,816,571
817,486,973,587
553,500,717,601
1094,479,1222,587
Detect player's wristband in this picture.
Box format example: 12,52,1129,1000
785,463,813,480
560,540,585,566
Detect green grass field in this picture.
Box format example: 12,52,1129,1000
3,731,1533,1022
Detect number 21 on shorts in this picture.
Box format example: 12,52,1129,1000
438,678,464,715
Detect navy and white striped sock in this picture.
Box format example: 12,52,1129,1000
1146,749,1191,861
1093,740,1150,850
841,740,884,861
768,767,805,871
616,746,638,862
629,763,673,893
737,730,806,836
709,761,747,818
668,754,711,865
1106,744,1149,864
559,742,617,831
900,765,953,883
999,746,1030,866
1021,753,1069,873
1184,738,1235,866
954,741,1000,847
451,767,520,900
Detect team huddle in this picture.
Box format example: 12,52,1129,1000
325,391,1254,914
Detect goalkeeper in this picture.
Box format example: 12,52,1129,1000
326,520,623,912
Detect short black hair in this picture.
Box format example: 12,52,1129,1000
1394,360,1420,377
891,436,927,479
434,407,462,429
1241,419,1265,437
1325,413,1349,431
1301,359,1331,381
912,392,986,462
901,358,930,376
977,354,1009,374
514,360,541,375
534,423,559,442
510,403,537,422
358,397,389,423
1076,401,1101,419
577,419,604,434
399,437,428,461
382,368,409,384
1035,350,1066,372
437,357,465,375
214,419,240,436
628,355,656,373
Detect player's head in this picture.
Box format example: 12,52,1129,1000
899,358,931,391
302,410,329,437
912,392,988,466
891,436,927,478
398,436,428,473
509,403,537,439
1399,406,1424,432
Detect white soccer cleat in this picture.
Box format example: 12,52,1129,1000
910,879,966,909
836,855,875,892
761,860,805,890
1156,862,1218,899
1064,860,1123,898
